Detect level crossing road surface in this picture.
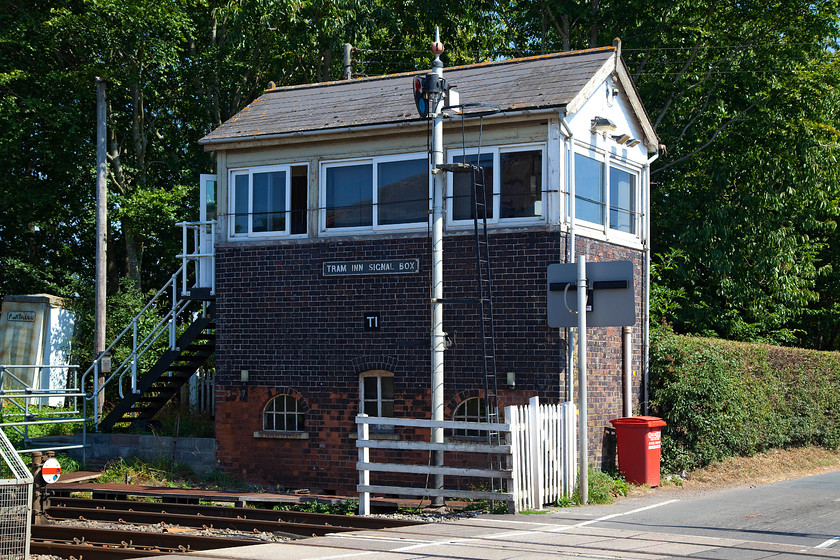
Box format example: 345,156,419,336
139,470,840,560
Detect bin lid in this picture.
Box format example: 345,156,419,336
609,416,666,428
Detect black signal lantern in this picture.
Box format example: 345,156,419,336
413,74,447,119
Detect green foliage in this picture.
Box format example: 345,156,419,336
274,499,358,515
554,467,628,507
649,326,840,472
99,456,195,486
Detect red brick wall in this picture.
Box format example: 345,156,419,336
213,230,644,493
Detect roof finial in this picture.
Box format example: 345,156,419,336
432,27,444,68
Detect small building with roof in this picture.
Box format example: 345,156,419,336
199,44,659,493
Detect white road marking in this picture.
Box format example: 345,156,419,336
324,499,680,557
816,536,840,549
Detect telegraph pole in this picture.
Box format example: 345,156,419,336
95,77,107,419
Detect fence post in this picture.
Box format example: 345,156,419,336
505,405,519,513
357,414,370,515
528,396,543,509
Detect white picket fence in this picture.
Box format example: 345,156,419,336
506,397,577,511
356,396,576,513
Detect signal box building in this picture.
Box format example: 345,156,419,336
199,45,659,493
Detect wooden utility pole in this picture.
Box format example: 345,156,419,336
95,77,107,419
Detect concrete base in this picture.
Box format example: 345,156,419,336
34,433,218,476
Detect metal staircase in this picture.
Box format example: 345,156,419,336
82,220,216,433
98,303,215,432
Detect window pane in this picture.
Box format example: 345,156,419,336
264,413,274,431
500,150,541,218
234,174,249,234
363,377,377,399
326,164,373,228
252,171,286,233
610,167,636,234
380,401,394,417
290,165,308,235
574,154,604,225
452,153,494,220
380,376,394,399
378,159,428,225
364,401,378,416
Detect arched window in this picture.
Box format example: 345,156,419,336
263,394,304,432
452,397,489,438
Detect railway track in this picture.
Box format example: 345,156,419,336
31,525,255,559
35,495,422,558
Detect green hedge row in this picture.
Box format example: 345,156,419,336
649,326,840,473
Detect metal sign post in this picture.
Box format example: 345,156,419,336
576,256,589,504
546,259,636,504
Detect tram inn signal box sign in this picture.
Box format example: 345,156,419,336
546,260,635,328
323,259,420,276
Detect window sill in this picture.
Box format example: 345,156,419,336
253,431,309,440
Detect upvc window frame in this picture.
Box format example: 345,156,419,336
571,146,642,242
228,163,309,240
446,143,546,227
319,152,431,234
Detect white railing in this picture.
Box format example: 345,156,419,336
356,415,513,515
0,364,88,457
176,220,216,297
188,368,215,414
80,220,216,427
356,396,577,514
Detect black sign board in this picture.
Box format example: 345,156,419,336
364,313,380,331
322,259,419,276
546,260,635,328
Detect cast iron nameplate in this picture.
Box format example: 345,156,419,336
323,259,420,276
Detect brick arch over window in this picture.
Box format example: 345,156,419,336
260,386,311,415
446,390,484,418
351,355,400,375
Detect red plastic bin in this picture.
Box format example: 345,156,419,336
609,416,667,486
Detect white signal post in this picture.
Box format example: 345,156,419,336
430,29,446,505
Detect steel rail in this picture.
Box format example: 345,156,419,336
50,496,420,530
31,524,255,551
46,506,362,536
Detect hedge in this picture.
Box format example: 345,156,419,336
649,326,840,473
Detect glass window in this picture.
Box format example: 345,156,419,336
452,397,490,438
500,150,542,218
574,153,604,226
610,167,636,234
263,395,304,432
449,145,544,224
326,163,373,228
323,155,429,230
252,170,286,233
452,153,494,221
377,158,428,225
230,164,308,237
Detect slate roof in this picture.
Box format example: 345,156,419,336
200,48,616,146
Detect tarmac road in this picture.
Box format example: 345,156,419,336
547,469,840,550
